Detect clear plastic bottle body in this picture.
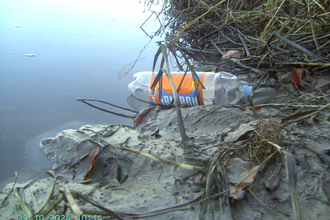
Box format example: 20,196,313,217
215,71,240,105
127,71,253,108
200,72,252,105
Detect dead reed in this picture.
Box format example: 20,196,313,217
146,0,329,73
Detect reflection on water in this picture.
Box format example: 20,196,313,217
0,0,161,190
0,121,86,190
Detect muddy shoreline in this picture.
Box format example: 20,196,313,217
1,104,330,219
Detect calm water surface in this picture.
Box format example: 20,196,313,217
0,0,162,189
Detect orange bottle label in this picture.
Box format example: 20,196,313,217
148,72,206,106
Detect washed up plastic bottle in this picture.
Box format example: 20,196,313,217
127,71,253,109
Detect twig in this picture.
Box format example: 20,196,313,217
76,98,137,119
176,45,215,54
0,171,18,209
247,96,258,117
283,102,330,125
255,103,330,109
171,0,227,43
91,139,203,171
171,44,205,89
273,34,318,58
60,187,83,217
35,175,58,216
238,33,251,57
40,195,65,217
306,0,320,51
191,106,223,125
275,62,330,66
14,187,33,218
260,0,286,40
71,190,123,220
117,37,153,79
220,31,243,46
163,38,188,147
248,189,286,219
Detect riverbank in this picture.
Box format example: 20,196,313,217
1,101,330,219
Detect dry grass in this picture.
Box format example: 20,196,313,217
146,0,330,73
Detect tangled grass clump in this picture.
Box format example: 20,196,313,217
145,0,330,73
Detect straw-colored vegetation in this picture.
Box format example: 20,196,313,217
145,0,329,72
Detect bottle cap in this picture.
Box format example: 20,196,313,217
243,85,253,97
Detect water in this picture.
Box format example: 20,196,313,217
0,0,163,189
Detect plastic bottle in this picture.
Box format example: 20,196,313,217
128,71,253,108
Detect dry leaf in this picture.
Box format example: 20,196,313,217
193,173,206,187
224,158,260,199
58,147,100,181
264,163,282,192
56,166,76,180
101,157,120,184
83,147,99,180
289,68,314,91
133,105,156,128
224,121,257,143
101,156,132,185
222,50,243,59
